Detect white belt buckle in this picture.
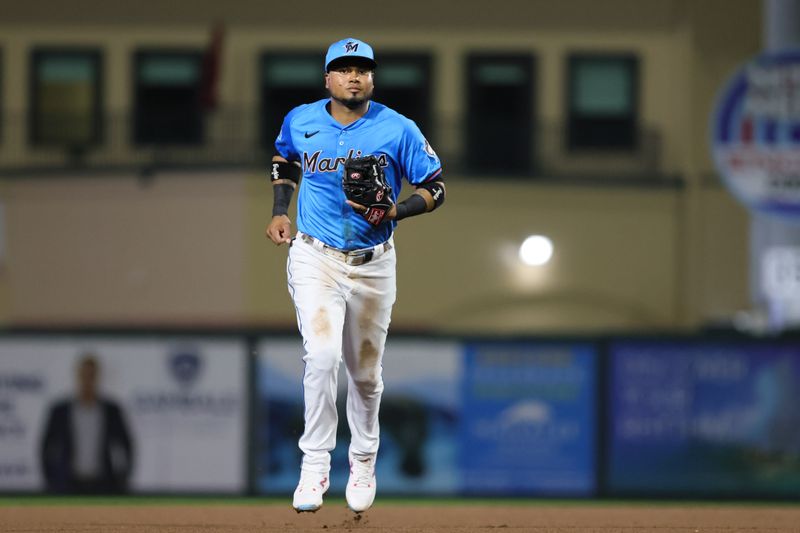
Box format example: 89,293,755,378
322,247,345,262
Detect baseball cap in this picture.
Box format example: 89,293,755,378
325,38,377,72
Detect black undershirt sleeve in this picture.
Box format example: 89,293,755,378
272,184,295,217
394,193,428,221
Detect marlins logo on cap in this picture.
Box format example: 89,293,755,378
325,38,377,72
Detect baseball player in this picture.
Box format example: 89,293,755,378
265,37,445,513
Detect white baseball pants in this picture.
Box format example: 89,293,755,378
287,232,396,474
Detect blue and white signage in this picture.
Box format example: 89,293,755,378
712,49,800,217
0,337,247,493
459,342,597,495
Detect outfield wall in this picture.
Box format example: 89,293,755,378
0,331,798,498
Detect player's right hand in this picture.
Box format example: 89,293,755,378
266,215,293,245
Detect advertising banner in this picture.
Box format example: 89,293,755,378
256,338,461,494
0,336,247,492
609,340,800,496
712,49,800,217
459,342,597,495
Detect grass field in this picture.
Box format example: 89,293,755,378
1,497,799,532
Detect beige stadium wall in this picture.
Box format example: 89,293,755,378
0,172,747,334
246,178,684,334
0,0,762,333
0,172,750,333
0,172,681,332
681,1,763,326
1,172,249,326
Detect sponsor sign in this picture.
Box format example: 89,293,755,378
712,49,800,217
762,245,800,299
0,337,247,492
255,338,461,494
609,340,800,495
459,342,597,495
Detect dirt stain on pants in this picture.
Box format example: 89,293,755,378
312,307,331,338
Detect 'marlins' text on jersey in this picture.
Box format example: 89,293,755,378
304,149,388,174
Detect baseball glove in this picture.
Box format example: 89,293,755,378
342,155,393,226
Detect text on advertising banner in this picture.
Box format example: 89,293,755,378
459,342,597,495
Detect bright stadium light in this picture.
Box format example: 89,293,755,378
519,235,553,266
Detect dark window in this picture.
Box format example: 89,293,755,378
260,53,325,151
567,54,639,150
134,50,204,145
466,54,535,175
374,53,432,140
30,48,103,146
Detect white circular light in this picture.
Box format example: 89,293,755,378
519,235,553,266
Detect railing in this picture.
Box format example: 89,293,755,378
0,110,264,174
0,109,670,182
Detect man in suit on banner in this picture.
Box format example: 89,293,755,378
40,353,134,494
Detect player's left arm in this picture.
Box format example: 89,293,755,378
389,122,446,222
391,172,445,221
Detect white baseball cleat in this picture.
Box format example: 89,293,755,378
345,453,376,513
292,470,330,512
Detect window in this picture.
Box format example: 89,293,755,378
374,53,432,139
567,53,639,150
30,48,103,146
466,53,535,175
134,50,204,145
259,53,435,151
260,52,326,150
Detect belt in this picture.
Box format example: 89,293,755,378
297,232,392,266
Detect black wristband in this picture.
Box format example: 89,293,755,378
270,161,301,184
272,183,294,216
394,194,428,221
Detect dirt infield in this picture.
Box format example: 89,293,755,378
2,501,800,533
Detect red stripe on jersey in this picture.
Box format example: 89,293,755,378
422,167,443,182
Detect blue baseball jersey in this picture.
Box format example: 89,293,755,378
275,99,442,250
